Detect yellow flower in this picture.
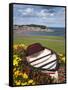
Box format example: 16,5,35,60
15,80,21,85
62,57,65,63
21,82,27,86
14,70,20,76
23,73,28,79
59,53,63,57
14,55,21,61
28,80,33,84
27,80,35,85
13,59,18,66
32,82,35,85
13,68,16,72
19,44,27,49
13,55,21,66
13,45,18,49
13,44,27,50
13,55,18,59
18,72,23,76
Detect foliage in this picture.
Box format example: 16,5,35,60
13,44,65,86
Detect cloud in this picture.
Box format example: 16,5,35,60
17,7,55,18
18,9,23,13
16,7,33,16
21,8,34,16
38,9,47,17
25,8,33,13
13,5,65,27
37,9,55,20
50,13,54,16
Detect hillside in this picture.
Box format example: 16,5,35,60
13,24,53,32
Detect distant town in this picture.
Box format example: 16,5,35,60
13,24,54,32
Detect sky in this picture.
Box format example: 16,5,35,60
13,4,65,27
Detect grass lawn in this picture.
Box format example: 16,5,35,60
13,36,65,54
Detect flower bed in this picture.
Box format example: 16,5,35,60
13,44,66,86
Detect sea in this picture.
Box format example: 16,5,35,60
24,27,65,36
14,27,65,37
